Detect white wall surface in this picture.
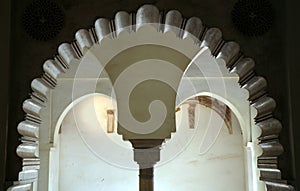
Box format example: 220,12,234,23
155,104,245,191
58,96,245,191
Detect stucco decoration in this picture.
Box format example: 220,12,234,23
22,0,65,41
8,4,294,191
231,0,274,36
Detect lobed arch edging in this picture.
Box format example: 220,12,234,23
8,4,295,191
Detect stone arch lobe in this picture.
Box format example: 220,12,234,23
9,4,294,191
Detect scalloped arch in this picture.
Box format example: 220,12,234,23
8,4,295,191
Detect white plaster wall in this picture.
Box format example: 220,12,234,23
59,112,138,191
155,104,246,191
58,96,245,190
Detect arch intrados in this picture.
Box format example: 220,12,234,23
9,4,294,191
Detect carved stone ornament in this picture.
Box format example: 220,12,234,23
8,4,294,191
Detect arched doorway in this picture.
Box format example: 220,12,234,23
51,94,246,191
9,4,294,191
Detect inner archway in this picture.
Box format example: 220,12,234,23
9,4,294,191
58,95,137,191
155,102,245,191
53,94,246,191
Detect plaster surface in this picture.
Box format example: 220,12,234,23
58,96,245,190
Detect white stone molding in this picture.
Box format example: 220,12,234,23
7,4,295,191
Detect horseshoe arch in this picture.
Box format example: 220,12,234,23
8,4,295,191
